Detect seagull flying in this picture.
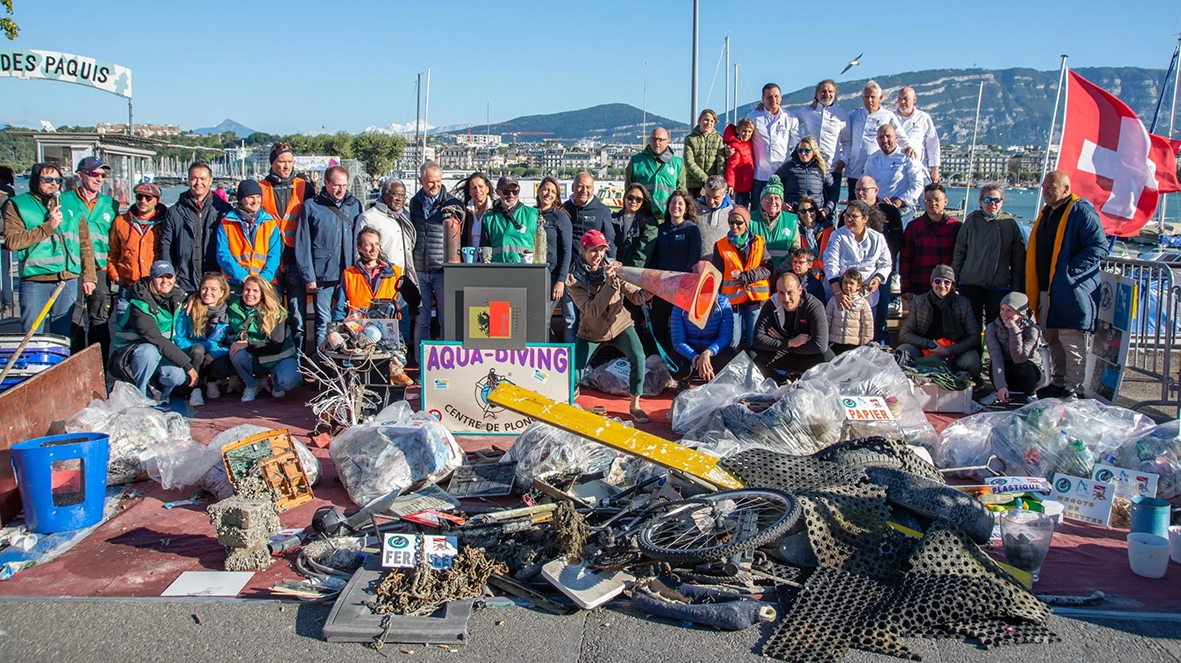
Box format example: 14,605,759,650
840,53,863,75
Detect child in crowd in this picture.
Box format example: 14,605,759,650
723,118,755,207
175,272,235,406
984,292,1046,403
827,268,874,354
788,247,829,303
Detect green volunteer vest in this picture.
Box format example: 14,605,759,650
8,192,83,278
484,205,539,263
112,295,182,352
228,298,296,368
59,190,117,269
631,152,683,213
749,210,800,270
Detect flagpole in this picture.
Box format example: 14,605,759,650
1161,40,1181,233
1036,54,1069,213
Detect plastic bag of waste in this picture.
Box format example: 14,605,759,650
714,378,843,456
582,355,675,397
1116,421,1181,500
504,419,660,489
934,411,1010,477
669,352,778,438
329,402,462,507
799,346,938,451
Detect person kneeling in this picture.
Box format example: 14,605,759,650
749,272,834,382
670,296,738,388
895,264,982,380
109,261,198,402
228,275,300,402
984,292,1045,403
568,230,653,423
175,272,236,407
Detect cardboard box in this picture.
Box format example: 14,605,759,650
913,383,974,413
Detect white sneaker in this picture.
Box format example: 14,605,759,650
241,386,258,402
205,382,221,400
271,388,286,398
189,389,205,407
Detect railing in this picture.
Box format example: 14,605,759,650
1100,256,1181,412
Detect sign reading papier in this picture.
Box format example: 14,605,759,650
421,342,574,436
0,50,132,98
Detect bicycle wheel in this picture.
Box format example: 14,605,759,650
637,489,800,565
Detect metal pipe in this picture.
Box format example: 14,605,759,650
724,37,730,126
964,80,984,208
423,67,431,166
1035,55,1069,213
690,0,699,127
1161,41,1181,231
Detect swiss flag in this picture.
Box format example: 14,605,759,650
1059,71,1181,237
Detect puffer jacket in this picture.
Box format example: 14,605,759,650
159,189,232,292
826,292,873,345
898,289,980,357
774,152,834,218
984,315,1045,389
683,126,725,190
566,271,647,342
411,188,463,274
107,203,166,286
723,125,754,194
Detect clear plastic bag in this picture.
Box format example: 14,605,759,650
152,424,324,498
329,402,462,507
582,355,675,397
669,352,778,438
506,421,624,487
1116,421,1181,500
935,412,1010,477
713,378,843,456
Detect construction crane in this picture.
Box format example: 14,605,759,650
503,131,555,145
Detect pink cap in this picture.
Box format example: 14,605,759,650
580,229,609,249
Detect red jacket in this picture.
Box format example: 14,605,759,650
723,124,754,194
107,204,166,286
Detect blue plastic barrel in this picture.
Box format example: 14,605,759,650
10,433,110,533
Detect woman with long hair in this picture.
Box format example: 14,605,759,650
228,274,299,402
611,183,660,268
108,261,197,402
536,177,573,342
454,171,495,249
647,189,701,354
174,272,236,406
775,136,835,219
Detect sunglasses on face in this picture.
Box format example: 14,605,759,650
40,176,63,184
981,197,1003,204
135,194,157,201
797,207,815,215
797,148,813,154
501,188,520,196
932,278,954,286
625,195,644,203
86,170,108,178
728,219,747,225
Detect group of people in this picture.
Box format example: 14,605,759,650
1,76,1109,417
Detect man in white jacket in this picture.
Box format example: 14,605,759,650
841,80,911,201
896,87,942,183
796,79,848,216
747,83,799,203
356,178,418,342
864,125,928,213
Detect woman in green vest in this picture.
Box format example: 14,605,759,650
228,274,299,402
108,260,197,401
480,174,539,263
748,175,800,273
1,162,97,335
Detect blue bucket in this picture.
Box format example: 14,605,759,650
10,433,110,533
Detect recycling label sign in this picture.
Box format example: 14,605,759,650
381,533,458,570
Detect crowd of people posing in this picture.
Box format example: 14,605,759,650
0,77,1109,420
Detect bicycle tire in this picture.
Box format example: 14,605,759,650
637,489,801,565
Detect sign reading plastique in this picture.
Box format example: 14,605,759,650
0,49,132,98
985,476,1053,495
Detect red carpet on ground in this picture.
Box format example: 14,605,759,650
1,383,1178,612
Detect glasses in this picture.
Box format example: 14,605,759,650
797,148,813,154
797,207,815,215
856,186,877,192
272,142,291,151
85,170,108,179
728,219,747,225
391,193,407,199
135,194,157,201
501,188,520,196
652,137,669,143
982,197,1004,204
932,278,954,286
39,176,63,184
625,195,644,203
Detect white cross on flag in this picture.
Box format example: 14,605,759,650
1060,71,1181,236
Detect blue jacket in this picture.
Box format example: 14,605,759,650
173,310,230,359
296,189,361,285
541,207,573,289
1030,196,1108,331
650,221,702,273
563,196,617,259
670,297,735,360
215,208,282,286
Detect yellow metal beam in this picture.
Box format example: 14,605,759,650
488,382,744,490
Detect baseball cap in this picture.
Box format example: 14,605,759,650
76,156,110,173
149,260,176,279
580,229,609,250
496,174,519,190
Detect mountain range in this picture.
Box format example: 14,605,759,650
191,118,257,137
190,66,1171,147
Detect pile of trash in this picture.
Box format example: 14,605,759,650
582,355,676,397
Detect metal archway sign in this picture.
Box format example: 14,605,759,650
0,49,132,99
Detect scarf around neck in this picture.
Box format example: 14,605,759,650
572,255,607,288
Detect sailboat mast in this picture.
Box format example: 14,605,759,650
1036,54,1069,212
725,37,730,127
964,80,984,209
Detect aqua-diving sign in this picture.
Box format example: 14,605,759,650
0,49,132,99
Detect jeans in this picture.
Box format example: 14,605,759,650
416,271,446,361
738,302,761,349
229,350,301,392
560,291,578,344
575,326,646,396
733,191,751,208
129,343,187,399
20,278,78,336
283,268,306,354
310,284,337,350
873,290,892,346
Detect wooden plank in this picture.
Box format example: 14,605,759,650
0,343,106,523
487,382,743,490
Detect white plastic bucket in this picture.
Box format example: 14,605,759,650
1127,532,1170,579
1169,526,1181,564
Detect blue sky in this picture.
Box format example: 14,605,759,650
3,0,1181,135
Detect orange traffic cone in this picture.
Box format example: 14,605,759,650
618,261,721,329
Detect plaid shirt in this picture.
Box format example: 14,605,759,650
899,213,962,296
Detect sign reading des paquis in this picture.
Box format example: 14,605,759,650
0,50,132,98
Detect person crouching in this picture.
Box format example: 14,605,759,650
984,292,1046,403
895,264,982,380
108,260,198,402
228,275,300,402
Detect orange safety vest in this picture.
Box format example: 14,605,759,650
260,178,310,248
222,215,279,282
812,225,835,271
341,263,402,313
717,236,771,305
